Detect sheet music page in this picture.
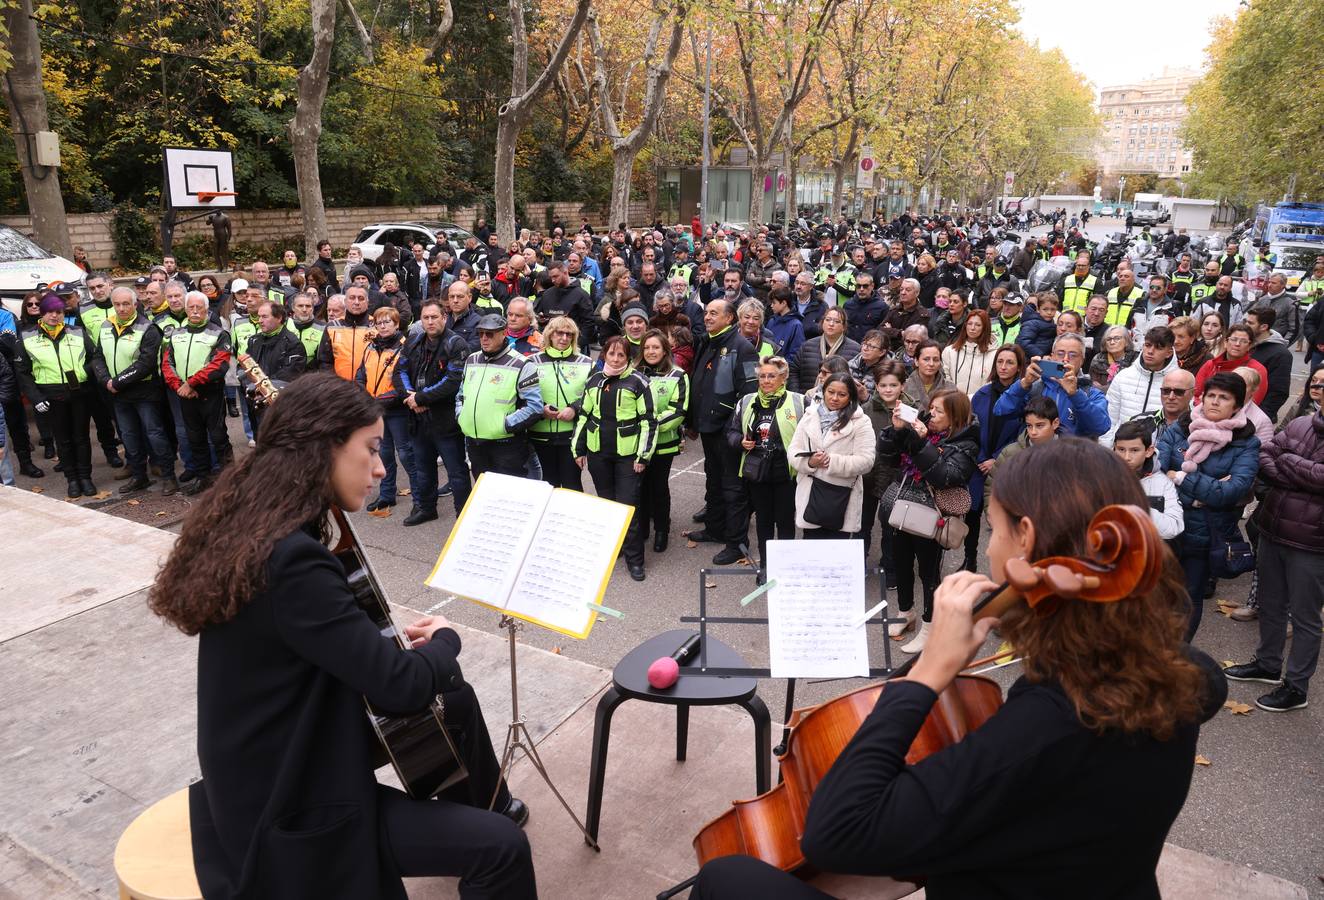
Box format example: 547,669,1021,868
425,473,553,607
766,539,869,678
504,489,634,636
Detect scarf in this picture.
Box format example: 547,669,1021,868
821,333,845,359
757,385,787,407
602,358,629,378
815,400,840,437
1181,408,1248,472
900,430,946,481
39,321,64,340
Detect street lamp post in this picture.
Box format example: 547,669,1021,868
1117,176,1126,206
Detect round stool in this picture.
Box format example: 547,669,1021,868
113,788,202,900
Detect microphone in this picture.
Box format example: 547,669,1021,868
647,633,702,690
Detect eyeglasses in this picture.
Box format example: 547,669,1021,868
1310,382,1324,391
1160,387,1191,396
757,372,782,380
863,343,884,351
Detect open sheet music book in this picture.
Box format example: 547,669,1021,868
424,472,633,639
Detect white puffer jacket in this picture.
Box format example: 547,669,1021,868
1101,352,1180,447
942,343,999,397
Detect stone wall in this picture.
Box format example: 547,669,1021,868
0,199,653,270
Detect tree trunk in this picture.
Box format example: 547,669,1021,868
494,115,519,244
2,0,71,258
828,160,847,219
608,146,636,228
748,159,768,225
289,0,336,262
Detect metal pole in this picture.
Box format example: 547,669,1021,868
700,22,712,227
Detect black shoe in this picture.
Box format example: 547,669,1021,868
1256,684,1308,712
692,505,707,523
53,459,65,473
756,569,767,586
67,480,82,499
439,483,453,497
885,574,898,590
501,797,529,828
178,470,196,484
628,564,645,581
713,546,744,566
685,529,720,544
1223,661,1281,685
181,476,210,496
19,460,44,478
961,555,977,572
160,477,179,496
366,497,397,512
653,533,668,553
43,444,56,460
119,476,152,494
403,508,439,527
80,478,98,496
226,398,240,418
105,450,124,468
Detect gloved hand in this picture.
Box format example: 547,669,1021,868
34,401,50,414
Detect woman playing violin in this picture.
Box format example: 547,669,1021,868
694,437,1227,899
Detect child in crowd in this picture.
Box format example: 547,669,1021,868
1112,420,1184,541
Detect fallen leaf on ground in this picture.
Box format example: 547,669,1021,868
1194,754,1211,767
126,499,141,506
686,540,698,549
154,511,168,518
93,490,112,499
30,486,43,494
1216,605,1235,618
368,507,392,518
552,647,562,655
1215,598,1237,608
397,488,411,496
1223,700,1253,716
738,557,754,567
1221,660,1236,668
705,580,717,589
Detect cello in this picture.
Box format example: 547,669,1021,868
692,504,1165,873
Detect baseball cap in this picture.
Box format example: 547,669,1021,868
230,278,250,293
134,276,150,287
995,255,1008,266
476,313,507,332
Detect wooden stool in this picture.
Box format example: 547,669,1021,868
113,788,202,900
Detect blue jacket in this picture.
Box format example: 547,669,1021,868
768,311,806,363
1015,306,1055,358
993,372,1111,439
1156,416,1259,548
970,380,1024,509
0,306,16,338
843,294,889,344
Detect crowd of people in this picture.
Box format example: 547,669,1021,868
2,209,1320,711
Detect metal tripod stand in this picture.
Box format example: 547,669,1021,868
491,615,601,851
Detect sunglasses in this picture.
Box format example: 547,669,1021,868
1160,387,1190,396
1310,382,1324,391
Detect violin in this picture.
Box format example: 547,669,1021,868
692,504,1165,873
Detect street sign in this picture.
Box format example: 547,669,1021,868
777,172,787,192
1004,170,1015,193
857,148,875,189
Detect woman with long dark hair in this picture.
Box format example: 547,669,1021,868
787,372,876,540
693,439,1226,899
941,310,997,396
967,344,1027,572
150,373,535,900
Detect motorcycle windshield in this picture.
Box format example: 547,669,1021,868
1027,258,1072,292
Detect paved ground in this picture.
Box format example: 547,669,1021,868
5,223,1321,896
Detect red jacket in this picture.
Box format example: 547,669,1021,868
1193,353,1268,406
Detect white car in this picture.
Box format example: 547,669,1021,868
0,226,89,317
1268,240,1324,293
350,222,477,262
1099,205,1115,217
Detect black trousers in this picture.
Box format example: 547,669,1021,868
1,397,33,462
89,381,120,455
962,507,981,565
179,386,233,476
587,455,644,567
636,453,675,539
804,527,853,539
47,391,92,480
693,854,832,899
532,439,582,491
244,390,266,439
700,430,749,551
377,682,536,899
891,527,943,620
467,436,529,480
858,490,880,560
747,479,795,565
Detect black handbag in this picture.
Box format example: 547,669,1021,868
804,476,852,532
1203,508,1255,579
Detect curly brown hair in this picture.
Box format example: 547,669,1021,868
149,373,382,635
991,437,1206,740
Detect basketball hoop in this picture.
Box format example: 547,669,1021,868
195,191,238,203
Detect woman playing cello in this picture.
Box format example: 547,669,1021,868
694,437,1227,899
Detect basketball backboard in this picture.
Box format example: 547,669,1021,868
163,147,237,209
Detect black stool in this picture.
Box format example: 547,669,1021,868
584,629,771,844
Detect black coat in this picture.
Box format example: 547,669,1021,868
1249,337,1294,422
396,329,469,436
686,326,758,433
190,525,465,899
789,334,861,394
876,419,979,490
246,327,308,386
